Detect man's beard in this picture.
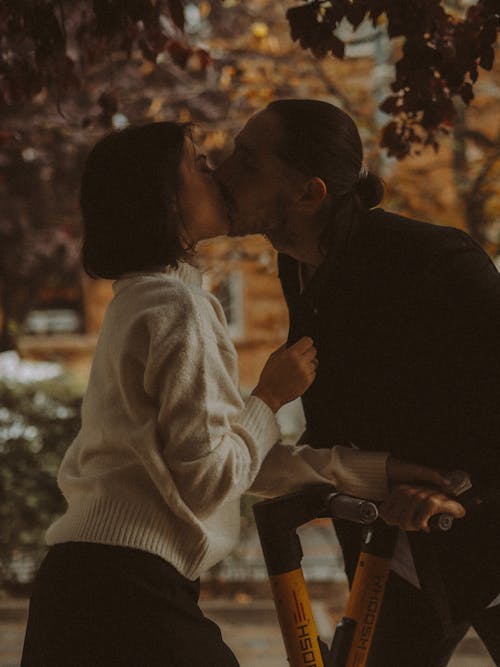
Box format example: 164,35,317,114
263,218,297,252
224,197,295,250
226,202,275,238
215,178,291,240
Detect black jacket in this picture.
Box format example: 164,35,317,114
278,207,500,618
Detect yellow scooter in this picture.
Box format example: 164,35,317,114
253,484,454,667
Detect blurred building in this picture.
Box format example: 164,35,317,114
7,0,500,396
16,234,289,394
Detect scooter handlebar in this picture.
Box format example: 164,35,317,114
427,512,454,532
327,493,379,525
327,492,454,532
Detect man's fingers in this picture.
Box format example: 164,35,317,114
410,465,452,489
379,485,412,525
379,485,466,532
411,466,453,490
420,499,466,530
413,494,444,530
381,486,428,528
398,488,436,530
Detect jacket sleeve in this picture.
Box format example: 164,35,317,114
412,232,500,501
248,442,389,500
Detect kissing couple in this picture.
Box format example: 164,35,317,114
21,99,500,667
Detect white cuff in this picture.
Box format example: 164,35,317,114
231,394,281,454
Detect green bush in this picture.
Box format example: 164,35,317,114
0,370,83,590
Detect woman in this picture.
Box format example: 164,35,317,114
20,122,462,667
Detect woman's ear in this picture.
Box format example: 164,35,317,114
297,177,327,213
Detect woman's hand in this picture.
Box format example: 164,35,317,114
252,337,318,413
379,483,466,532
386,456,454,491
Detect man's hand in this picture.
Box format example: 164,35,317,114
379,484,466,532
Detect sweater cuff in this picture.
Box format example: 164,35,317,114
330,449,390,501
232,395,281,453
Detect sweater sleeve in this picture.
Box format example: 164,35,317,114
248,442,389,501
144,291,280,518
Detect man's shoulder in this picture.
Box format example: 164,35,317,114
348,208,483,283
277,209,481,297
362,208,472,254
278,209,474,271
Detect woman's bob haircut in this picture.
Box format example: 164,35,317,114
80,121,192,280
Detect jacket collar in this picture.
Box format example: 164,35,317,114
297,207,373,308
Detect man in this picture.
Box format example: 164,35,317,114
215,99,500,665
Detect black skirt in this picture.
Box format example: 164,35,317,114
21,541,239,667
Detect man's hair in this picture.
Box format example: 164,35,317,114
80,121,192,280
267,99,384,251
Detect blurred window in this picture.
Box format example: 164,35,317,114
204,270,245,341
23,283,83,335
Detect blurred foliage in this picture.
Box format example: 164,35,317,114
0,0,498,592
0,371,83,589
0,1,497,150
288,0,499,156
0,1,498,353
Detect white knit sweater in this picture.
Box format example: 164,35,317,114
46,262,389,579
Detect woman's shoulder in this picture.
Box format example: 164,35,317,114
114,273,197,317
112,273,229,343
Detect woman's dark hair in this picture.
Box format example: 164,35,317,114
80,121,192,280
267,99,384,253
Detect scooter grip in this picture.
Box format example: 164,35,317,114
428,513,454,532
328,493,379,525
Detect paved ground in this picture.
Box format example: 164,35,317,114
0,596,495,667
2,521,496,665
201,600,496,667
